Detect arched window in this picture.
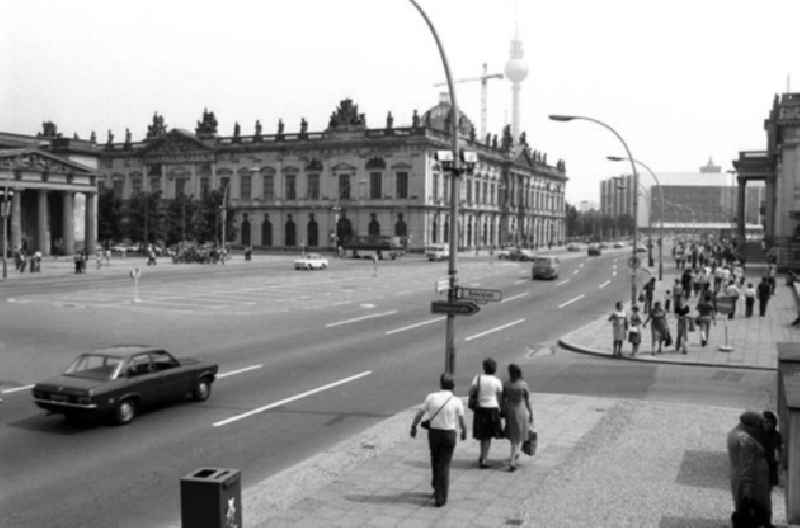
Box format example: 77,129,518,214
285,214,296,247
443,216,449,243
467,215,473,248
368,213,380,237
241,213,251,246
307,214,318,247
261,214,272,247
336,215,353,244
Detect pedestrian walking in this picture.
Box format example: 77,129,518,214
744,283,756,318
643,301,669,354
696,293,716,346
627,305,643,356
608,301,628,357
643,276,656,315
768,264,777,295
725,280,741,320
727,411,772,528
675,298,690,354
758,277,771,317
410,373,466,508
665,290,671,312
469,357,504,468
501,364,533,473
682,268,693,299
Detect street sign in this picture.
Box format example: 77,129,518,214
435,276,457,294
430,300,481,316
627,256,640,270
456,287,502,303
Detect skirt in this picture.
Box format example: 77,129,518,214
472,407,503,440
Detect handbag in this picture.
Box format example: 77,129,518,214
522,429,538,456
420,395,453,431
467,375,481,411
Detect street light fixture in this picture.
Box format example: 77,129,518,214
549,114,640,306
607,155,664,281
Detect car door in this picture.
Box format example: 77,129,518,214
151,350,191,401
124,353,161,406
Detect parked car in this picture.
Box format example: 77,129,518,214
495,246,517,259
613,241,625,248
508,247,537,261
587,244,602,256
425,244,449,262
598,242,609,249
635,246,647,253
32,346,218,425
293,253,329,270
532,256,560,280
566,243,582,252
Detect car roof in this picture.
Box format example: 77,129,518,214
92,345,163,357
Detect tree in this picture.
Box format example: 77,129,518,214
124,191,165,244
98,188,123,243
565,203,579,238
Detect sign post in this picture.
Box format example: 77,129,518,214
129,267,142,303
715,296,737,352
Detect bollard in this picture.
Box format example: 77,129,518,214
180,467,242,528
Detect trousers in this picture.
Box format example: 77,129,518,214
428,429,456,506
759,297,768,317
745,297,754,317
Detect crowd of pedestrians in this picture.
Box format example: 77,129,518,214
410,358,535,507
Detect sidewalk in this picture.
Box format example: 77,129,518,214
560,267,798,370
242,394,791,528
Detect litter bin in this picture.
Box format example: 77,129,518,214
180,467,242,528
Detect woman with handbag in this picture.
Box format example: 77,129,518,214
501,364,533,472
643,301,669,354
469,357,504,468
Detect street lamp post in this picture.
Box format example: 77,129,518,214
550,115,640,306
1,185,12,281
408,0,461,375
607,156,664,281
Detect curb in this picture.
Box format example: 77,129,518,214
557,338,777,372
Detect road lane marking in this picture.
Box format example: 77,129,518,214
500,292,528,303
386,317,446,335
217,364,263,379
572,269,579,275
325,310,398,328
1,384,33,394
557,294,585,309
556,279,570,286
465,319,525,342
213,370,372,427
514,279,526,285
612,271,618,277
598,280,611,289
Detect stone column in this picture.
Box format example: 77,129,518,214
10,189,21,252
737,177,747,244
84,192,97,254
37,190,50,255
63,191,74,254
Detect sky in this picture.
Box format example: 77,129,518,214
2,0,799,205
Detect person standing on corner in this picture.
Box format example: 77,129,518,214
410,373,466,508
696,293,716,346
608,301,628,357
642,301,668,355
628,305,643,356
501,364,533,473
675,297,690,354
470,357,504,469
758,276,771,317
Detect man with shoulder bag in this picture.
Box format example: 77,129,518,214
410,373,467,507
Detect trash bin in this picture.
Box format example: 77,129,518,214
180,467,242,528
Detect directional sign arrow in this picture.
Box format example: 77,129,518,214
430,300,481,316
456,287,502,303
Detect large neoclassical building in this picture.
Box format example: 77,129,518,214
6,97,568,252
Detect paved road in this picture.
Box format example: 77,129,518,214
0,251,774,528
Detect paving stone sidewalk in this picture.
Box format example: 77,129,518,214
560,268,799,370
246,393,792,528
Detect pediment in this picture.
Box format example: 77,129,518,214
141,130,211,158
0,148,94,174
331,162,357,172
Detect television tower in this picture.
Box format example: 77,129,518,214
504,22,528,139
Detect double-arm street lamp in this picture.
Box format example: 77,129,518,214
549,114,640,306
607,156,664,281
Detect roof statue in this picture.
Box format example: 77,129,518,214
73,132,79,140
299,118,308,139
485,133,491,146
411,109,420,129
233,121,241,142
253,120,262,141
276,119,285,140
146,112,167,140
469,125,476,143
327,98,366,130
519,131,527,146
385,111,393,133
501,124,513,151
491,134,498,150
195,108,218,138
106,129,114,145
38,121,59,139
90,130,96,144
124,128,132,149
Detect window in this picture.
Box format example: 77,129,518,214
113,179,123,199
482,182,488,205
466,178,472,205
285,174,296,200
150,175,161,193
490,183,495,205
240,174,251,200
219,177,230,197
339,174,351,200
263,174,274,200
101,158,113,169
396,172,408,199
132,175,142,194
474,181,480,205
307,173,320,200
444,175,450,203
370,172,382,199
175,177,187,198
432,173,439,201
200,177,209,197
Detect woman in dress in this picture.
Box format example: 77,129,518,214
470,357,504,468
502,363,532,472
607,301,628,357
643,301,668,354
628,305,643,356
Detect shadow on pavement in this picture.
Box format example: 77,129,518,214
345,491,432,506
658,516,726,528
675,449,729,491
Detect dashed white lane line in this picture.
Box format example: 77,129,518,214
598,280,611,289
557,294,585,309
612,271,618,277
572,269,580,275
217,364,263,378
514,279,526,285
501,292,529,304
386,317,445,335
212,370,372,427
556,279,570,286
1,384,34,394
465,318,526,342
325,310,398,328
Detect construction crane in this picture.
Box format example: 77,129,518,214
434,63,503,139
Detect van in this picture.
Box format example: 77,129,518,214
425,244,449,262
532,256,560,280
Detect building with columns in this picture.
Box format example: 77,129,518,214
88,97,567,251
0,144,97,256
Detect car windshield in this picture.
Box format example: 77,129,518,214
64,354,124,380
306,253,322,259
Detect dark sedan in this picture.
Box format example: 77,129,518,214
32,346,218,425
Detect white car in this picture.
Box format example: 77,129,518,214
293,253,329,270
425,244,449,262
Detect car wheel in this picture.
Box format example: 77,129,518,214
115,398,136,425
193,378,212,402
